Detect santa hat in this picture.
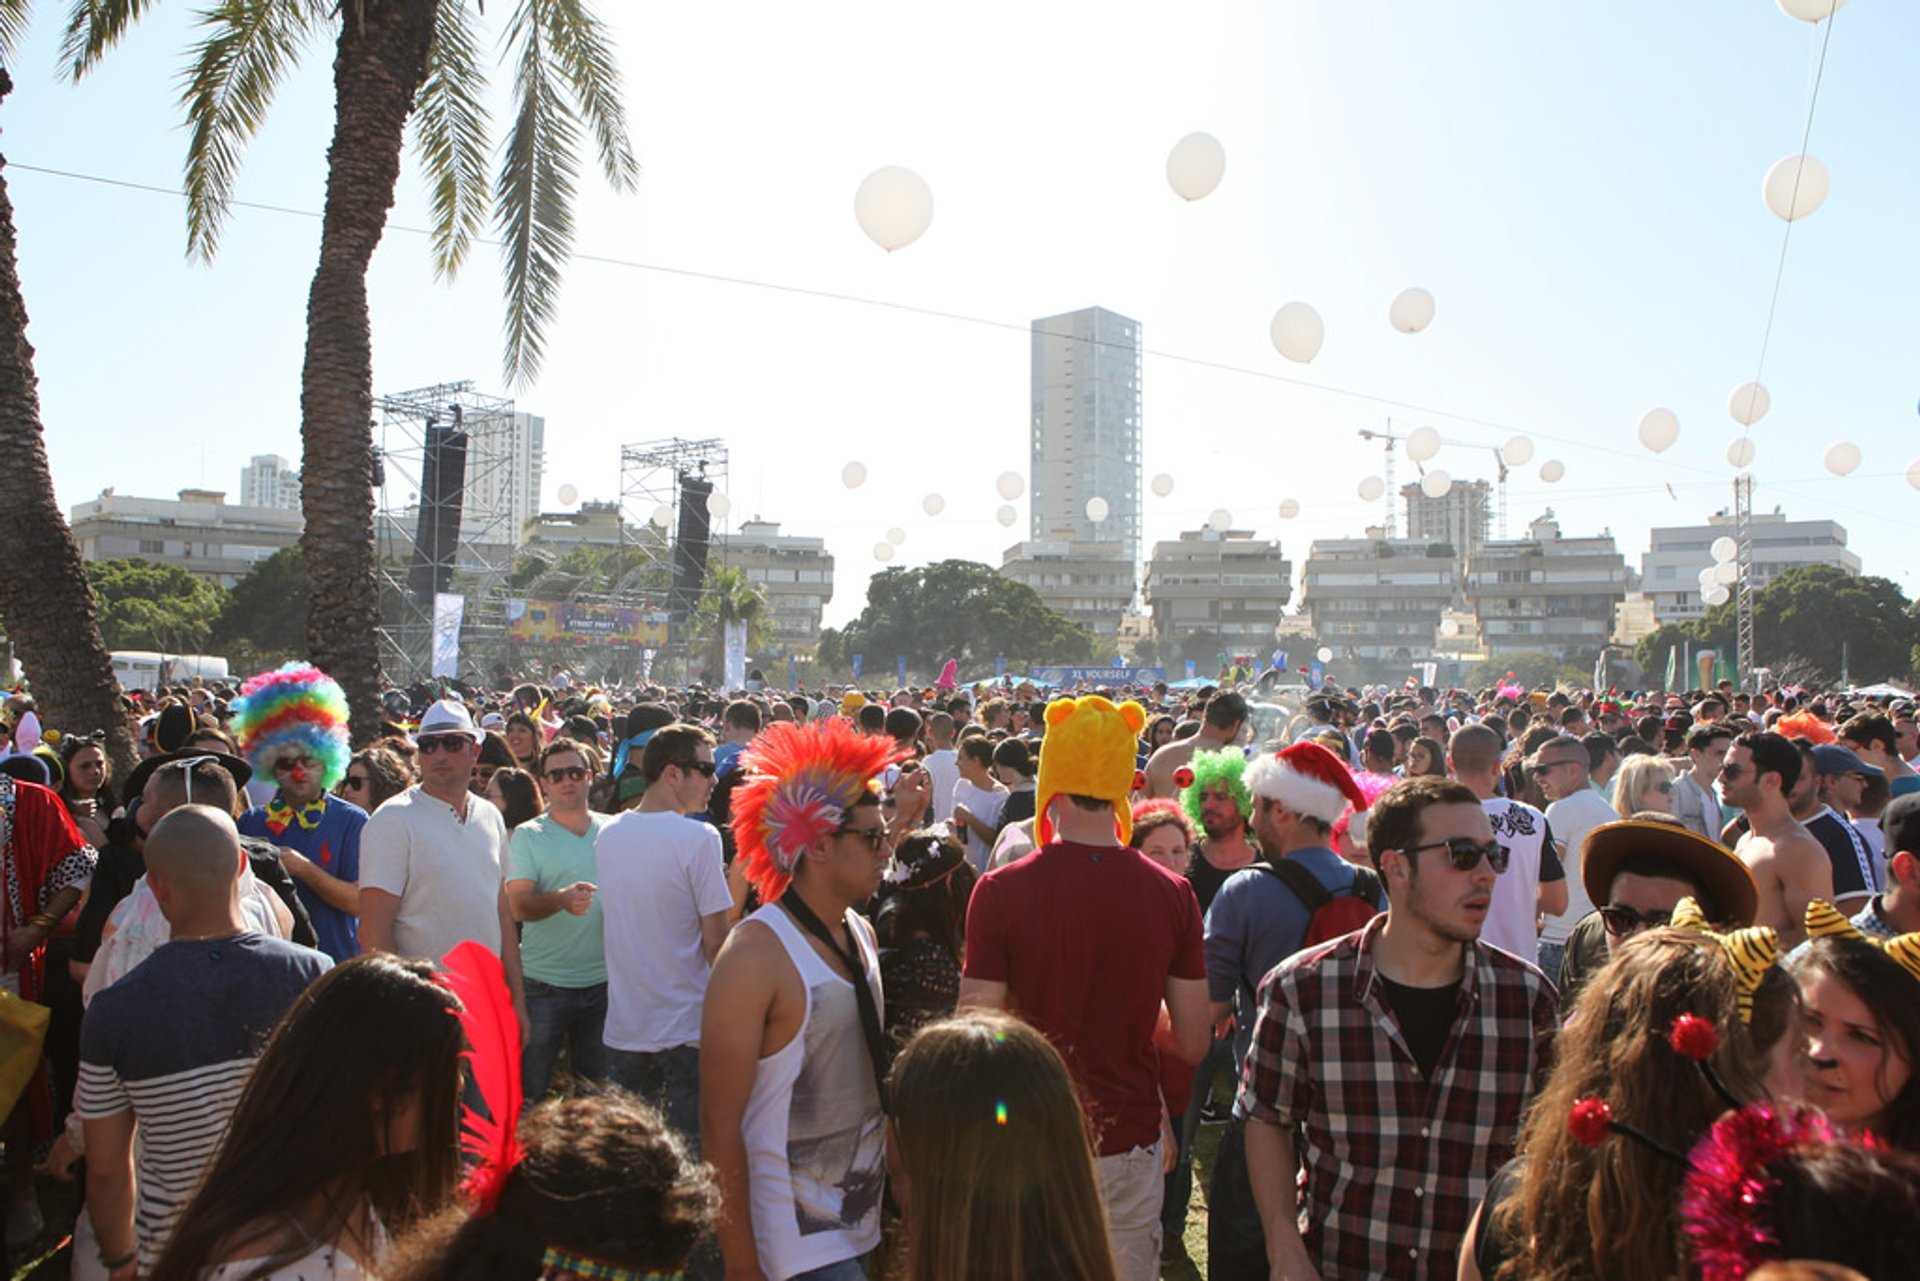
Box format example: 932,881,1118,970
1245,741,1369,825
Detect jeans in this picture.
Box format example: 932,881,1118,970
1208,1119,1270,1281
1164,1032,1234,1239
609,1043,702,1151
1536,940,1567,986
521,978,610,1101
789,1258,868,1281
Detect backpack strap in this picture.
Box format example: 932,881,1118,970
1258,856,1332,911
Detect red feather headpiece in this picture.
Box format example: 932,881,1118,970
731,719,906,901
435,941,525,1215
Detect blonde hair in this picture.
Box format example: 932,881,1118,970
1612,754,1677,820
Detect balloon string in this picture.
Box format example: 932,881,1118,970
1743,6,1839,443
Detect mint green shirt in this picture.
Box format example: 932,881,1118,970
508,812,610,988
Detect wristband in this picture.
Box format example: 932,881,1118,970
25,914,56,931
100,1247,137,1269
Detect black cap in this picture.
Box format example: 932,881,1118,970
1883,791,1920,864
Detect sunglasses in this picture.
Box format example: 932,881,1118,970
675,759,717,778
418,735,472,755
1718,763,1745,780
1600,904,1673,937
1402,838,1510,874
274,757,320,773
544,765,590,784
839,825,892,851
1531,759,1581,775
340,775,368,792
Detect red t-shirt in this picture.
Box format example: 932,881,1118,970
962,841,1207,1155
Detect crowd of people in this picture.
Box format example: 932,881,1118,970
0,664,1915,1279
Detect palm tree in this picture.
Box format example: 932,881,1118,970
689,565,771,687
56,0,636,740
0,68,139,775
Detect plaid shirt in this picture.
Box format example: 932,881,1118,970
1236,914,1558,1280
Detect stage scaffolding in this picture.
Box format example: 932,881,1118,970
619,438,730,677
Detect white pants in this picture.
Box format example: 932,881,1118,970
1095,1138,1164,1281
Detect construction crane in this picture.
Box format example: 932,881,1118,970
1356,421,1511,540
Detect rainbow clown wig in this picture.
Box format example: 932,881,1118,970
1177,748,1253,827
731,718,906,902
230,662,352,791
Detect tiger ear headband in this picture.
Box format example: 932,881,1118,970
1669,897,1779,1024
1804,899,1920,987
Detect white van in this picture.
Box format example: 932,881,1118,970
110,652,231,691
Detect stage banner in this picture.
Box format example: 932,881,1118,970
431,593,465,678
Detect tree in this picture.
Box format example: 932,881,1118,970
214,547,310,670
687,565,771,683
61,0,637,741
833,560,1097,679
0,72,139,774
86,559,230,654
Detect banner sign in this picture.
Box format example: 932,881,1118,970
1027,666,1167,687
506,599,668,647
431,593,465,678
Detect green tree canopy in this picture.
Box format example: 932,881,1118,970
87,559,229,654
213,547,310,669
830,560,1096,679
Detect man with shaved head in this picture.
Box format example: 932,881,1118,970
76,805,330,1275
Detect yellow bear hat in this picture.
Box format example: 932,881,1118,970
1035,695,1148,846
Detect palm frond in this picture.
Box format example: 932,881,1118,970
57,0,157,79
538,0,636,190
411,0,490,280
495,3,581,388
0,0,33,62
177,0,330,260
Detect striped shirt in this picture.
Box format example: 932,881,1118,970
76,934,330,1268
1237,914,1558,1280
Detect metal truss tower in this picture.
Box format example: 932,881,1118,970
619,438,730,668
1734,473,1757,683
373,381,520,681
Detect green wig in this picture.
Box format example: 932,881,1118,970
1179,748,1252,826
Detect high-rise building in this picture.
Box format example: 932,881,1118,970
1030,307,1142,565
1465,512,1629,659
1402,478,1491,564
240,454,301,511
1642,510,1859,625
462,410,545,548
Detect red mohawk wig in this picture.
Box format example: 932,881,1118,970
731,719,907,902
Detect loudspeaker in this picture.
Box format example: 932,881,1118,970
408,424,469,604
670,472,713,623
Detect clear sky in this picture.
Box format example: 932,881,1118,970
7,1,1917,630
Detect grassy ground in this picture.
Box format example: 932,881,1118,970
1161,1073,1230,1280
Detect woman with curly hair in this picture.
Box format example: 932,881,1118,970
1462,920,1802,1281
382,1093,717,1281
336,746,414,815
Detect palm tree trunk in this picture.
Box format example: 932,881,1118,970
300,1,438,743
0,71,139,778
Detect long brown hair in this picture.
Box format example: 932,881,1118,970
1792,937,1920,1152
1494,929,1790,1281
148,954,464,1281
889,1011,1116,1281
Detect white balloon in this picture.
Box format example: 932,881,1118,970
1727,438,1757,469
1824,442,1862,476
874,542,895,563
1728,383,1771,427
1150,473,1175,498
1279,498,1301,519
1269,302,1324,364
1405,426,1442,463
1316,647,1334,663
842,461,868,489
1637,408,1681,454
1713,560,1740,586
1705,585,1732,607
556,483,579,506
706,491,731,520
1711,536,1738,563
1420,469,1452,499
1085,496,1110,522
1699,566,1720,588
1208,508,1233,532
996,471,1025,501
1908,459,1920,491
1388,287,1436,334
854,166,934,251
921,493,945,517
1777,0,1848,23
1357,476,1386,502
996,504,1018,527
1762,154,1829,222
650,503,673,528
1166,132,1226,201
886,527,907,546
1539,460,1566,483
1503,435,1535,466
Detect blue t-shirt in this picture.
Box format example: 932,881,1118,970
237,795,367,962
1203,846,1387,1076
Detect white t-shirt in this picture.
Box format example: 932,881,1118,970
1480,798,1554,964
595,811,733,1053
1541,788,1617,946
921,748,960,820
950,778,1008,874
359,787,508,963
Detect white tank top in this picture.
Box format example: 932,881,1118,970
740,903,886,1280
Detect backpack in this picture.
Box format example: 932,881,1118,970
1258,858,1382,948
